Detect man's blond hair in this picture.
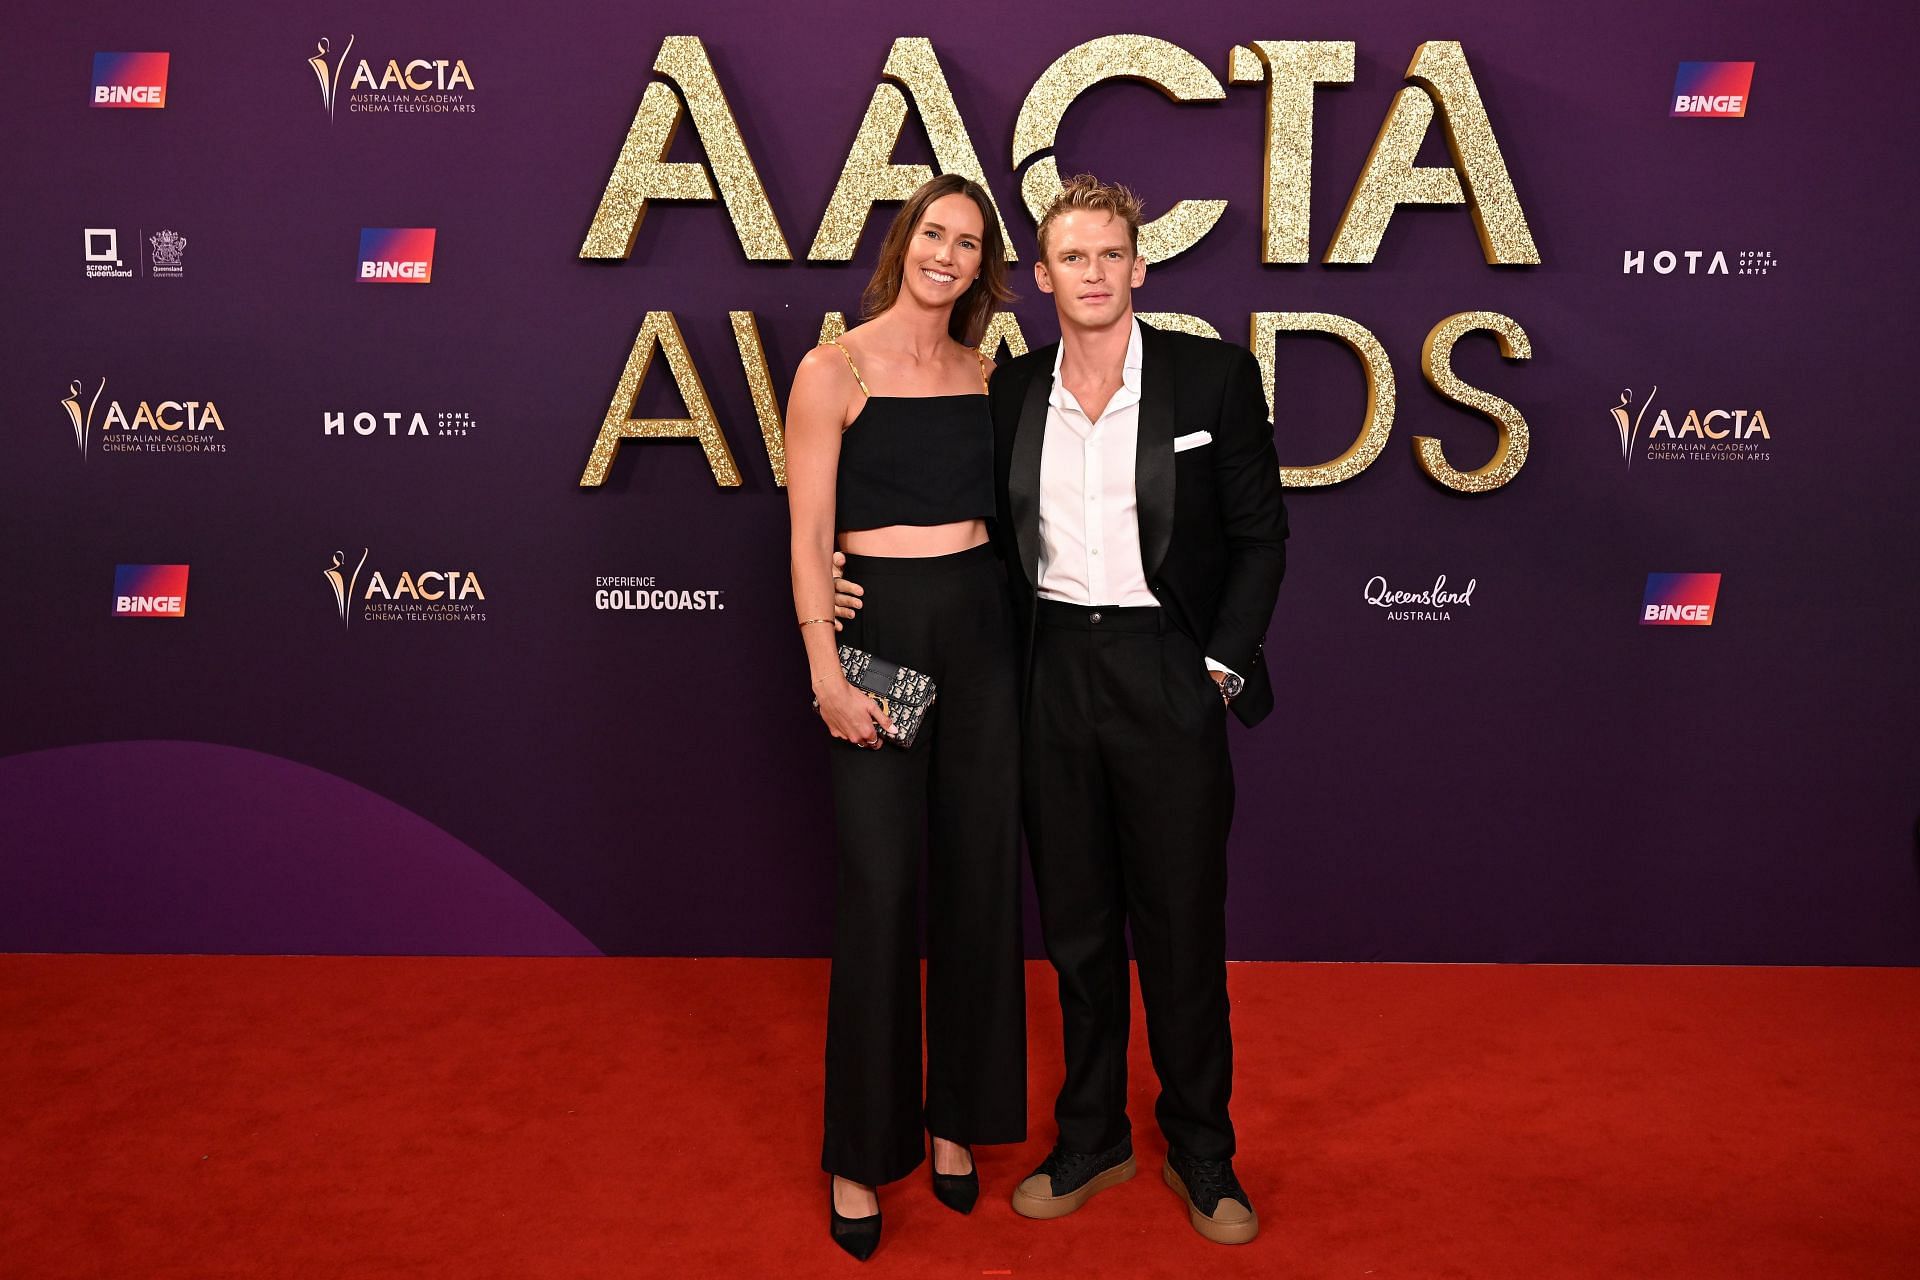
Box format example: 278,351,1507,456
1035,174,1144,259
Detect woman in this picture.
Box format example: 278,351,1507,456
785,174,1025,1261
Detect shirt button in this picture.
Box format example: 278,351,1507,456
1089,611,1103,624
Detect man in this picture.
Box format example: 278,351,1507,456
835,174,1286,1245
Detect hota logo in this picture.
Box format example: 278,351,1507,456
1609,387,1771,466
358,228,435,283
325,549,488,630
1642,573,1720,626
308,35,477,119
1671,62,1753,118
1621,248,1776,276
323,408,476,439
112,564,189,617
61,378,230,458
91,52,169,108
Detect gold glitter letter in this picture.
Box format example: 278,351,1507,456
1251,312,1395,487
1137,312,1221,340
810,39,1012,261
579,312,742,488
1013,36,1227,264
1227,42,1355,264
1327,42,1538,265
581,36,790,262
1414,310,1531,493
976,311,1029,362
729,312,786,487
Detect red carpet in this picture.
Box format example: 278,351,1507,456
2,957,1915,1278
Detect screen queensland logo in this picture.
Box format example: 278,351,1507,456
91,52,169,108
83,228,188,280
357,228,435,283
112,564,189,618
308,35,477,120
1671,61,1753,118
324,549,489,630
1641,573,1720,626
61,378,230,459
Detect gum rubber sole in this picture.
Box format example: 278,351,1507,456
1010,1155,1138,1219
1161,1162,1259,1245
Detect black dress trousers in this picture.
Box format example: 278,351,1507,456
1023,599,1237,1161
822,544,1027,1186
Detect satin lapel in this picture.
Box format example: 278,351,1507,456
1135,326,1176,579
1008,356,1054,587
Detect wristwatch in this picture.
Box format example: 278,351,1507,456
1215,669,1244,702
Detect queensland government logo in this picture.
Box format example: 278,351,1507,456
325,549,488,630
1642,573,1720,626
1671,62,1754,118
323,409,475,438
84,228,187,279
61,378,229,459
91,52,169,108
357,228,435,283
112,564,189,617
594,575,726,612
308,36,476,119
1609,387,1771,466
1362,574,1475,622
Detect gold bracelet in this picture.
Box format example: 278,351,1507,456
797,617,834,628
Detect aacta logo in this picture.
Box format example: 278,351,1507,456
1641,573,1720,626
308,35,477,119
1671,61,1753,118
91,52,169,108
325,548,488,629
1610,387,1771,466
357,228,435,282
61,378,228,458
112,564,189,617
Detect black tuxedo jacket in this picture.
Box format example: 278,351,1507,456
988,322,1289,728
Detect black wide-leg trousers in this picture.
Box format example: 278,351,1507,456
1024,600,1237,1161
823,544,1026,1186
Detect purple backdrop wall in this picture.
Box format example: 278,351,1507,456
3,1,1916,962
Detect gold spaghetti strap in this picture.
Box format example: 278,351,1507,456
974,348,991,391
826,340,870,397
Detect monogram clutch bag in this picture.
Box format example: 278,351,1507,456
839,645,937,748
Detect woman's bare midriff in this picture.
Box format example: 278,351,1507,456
837,519,989,558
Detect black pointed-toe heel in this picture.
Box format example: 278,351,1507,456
931,1143,979,1215
829,1179,882,1261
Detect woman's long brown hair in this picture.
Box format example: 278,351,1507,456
859,174,1015,348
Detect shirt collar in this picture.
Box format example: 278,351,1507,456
1050,316,1144,408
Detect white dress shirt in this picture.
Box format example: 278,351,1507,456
1036,318,1236,679
1037,318,1155,607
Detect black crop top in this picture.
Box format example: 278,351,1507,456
830,342,997,532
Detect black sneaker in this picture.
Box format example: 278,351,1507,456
1009,1135,1137,1219
1162,1148,1258,1244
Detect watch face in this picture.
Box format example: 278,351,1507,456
1221,671,1245,698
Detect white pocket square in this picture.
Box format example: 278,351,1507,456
1173,430,1213,453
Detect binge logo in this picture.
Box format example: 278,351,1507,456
357,228,435,283
1641,573,1720,626
91,52,170,108
1671,62,1753,117
113,564,189,617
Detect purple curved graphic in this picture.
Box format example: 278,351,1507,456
0,741,600,955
